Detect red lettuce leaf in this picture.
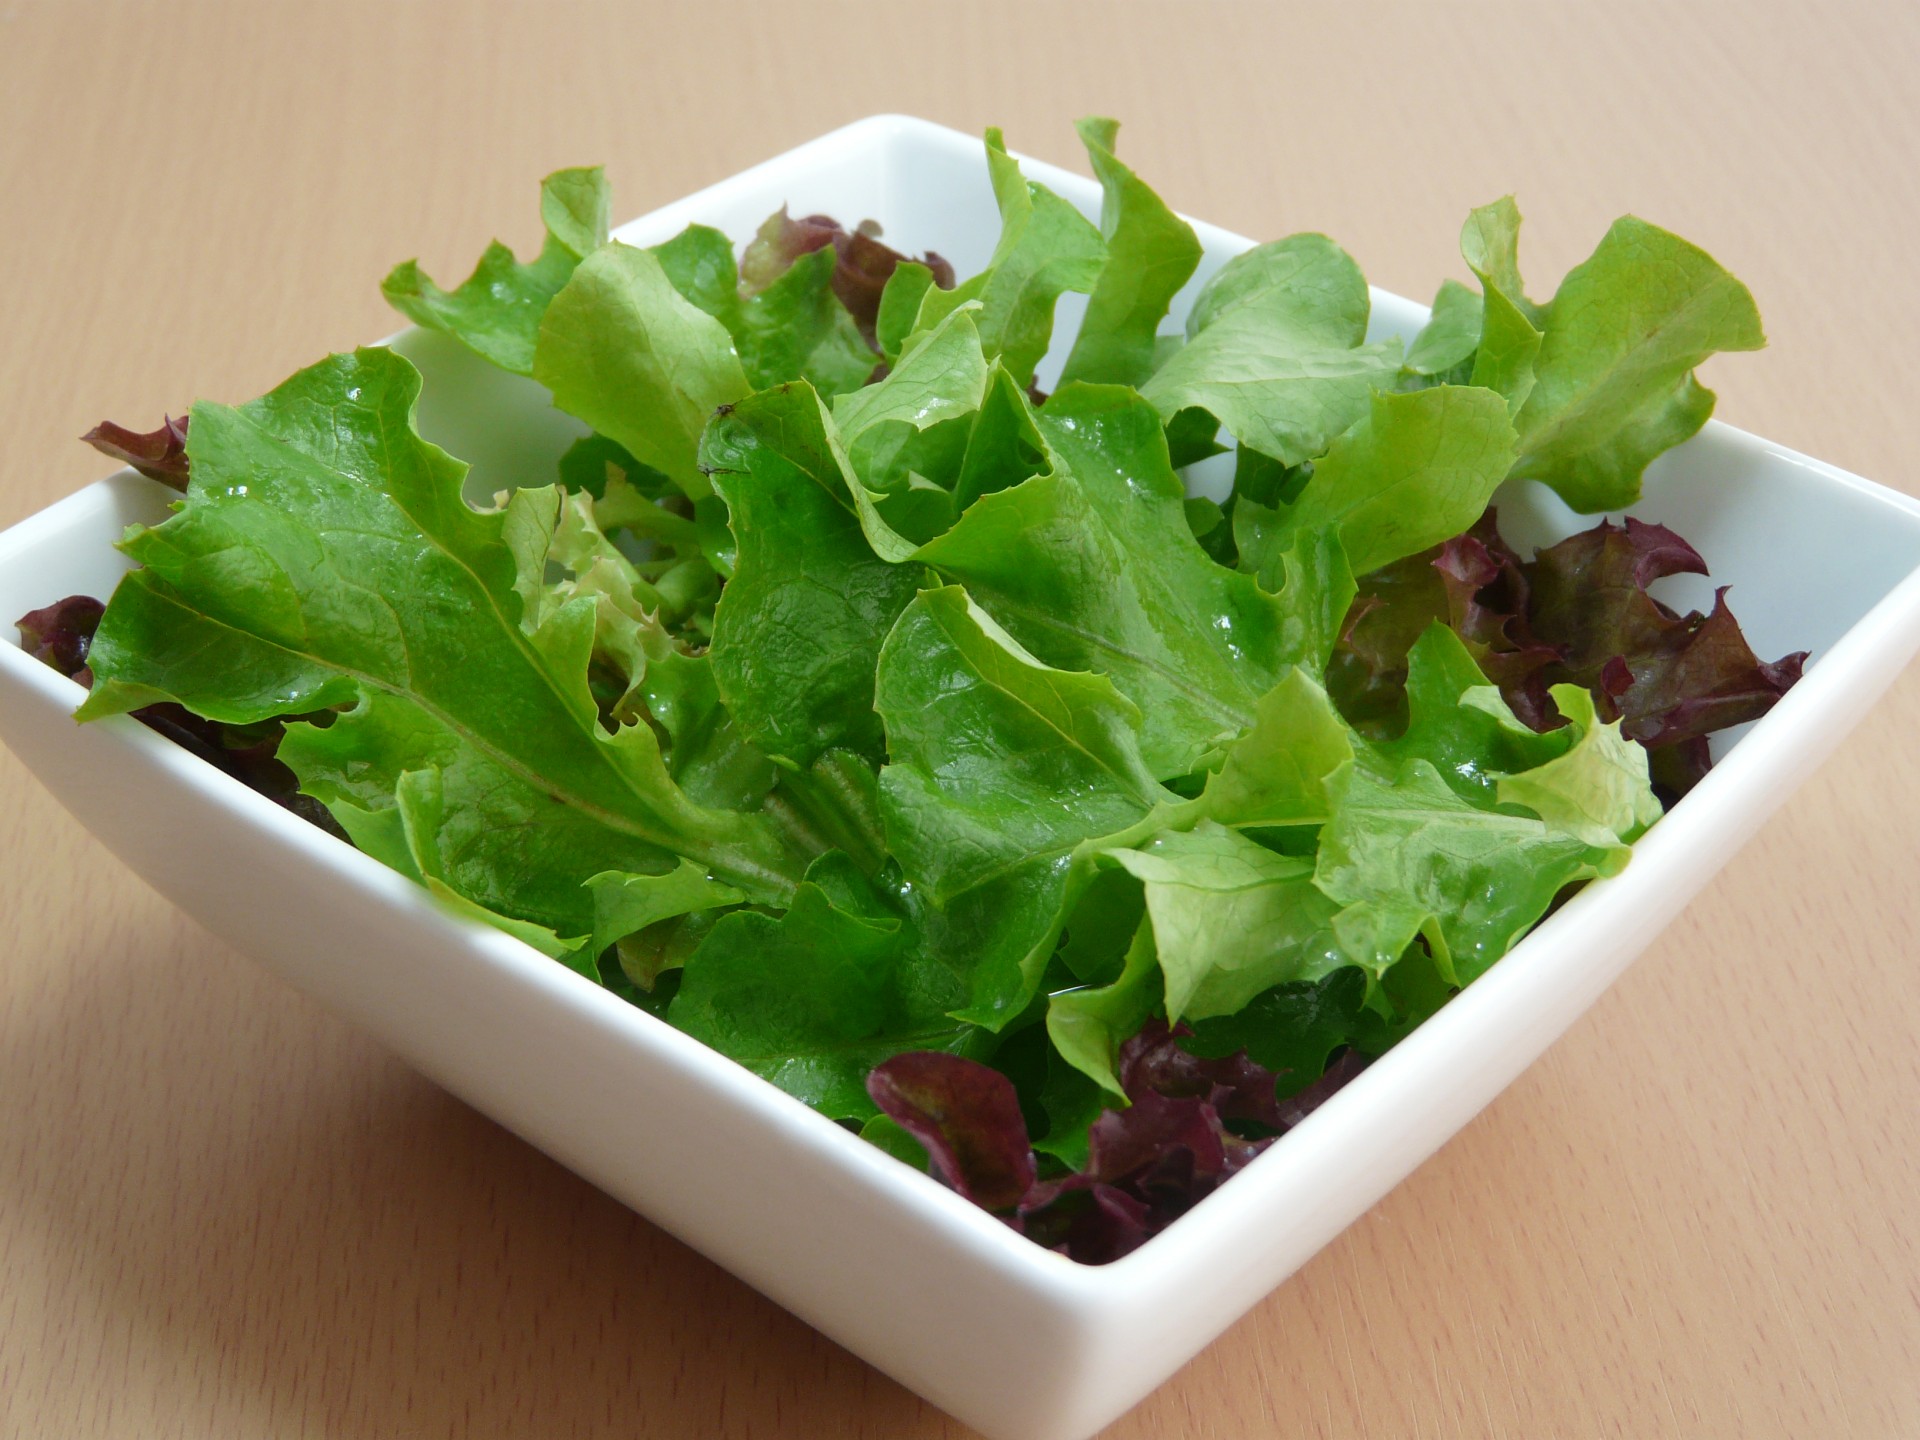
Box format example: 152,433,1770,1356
741,209,954,346
1273,1048,1371,1129
867,1051,1036,1212
868,1022,1369,1263
17,594,106,683
1330,509,1803,796
1526,518,1806,752
1116,1019,1288,1131
16,594,345,838
1013,1177,1149,1264
81,415,190,489
1330,509,1559,735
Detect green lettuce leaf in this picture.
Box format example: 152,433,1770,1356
951,362,1051,512
1110,822,1349,1024
832,306,992,561
1476,200,1765,511
1141,233,1401,465
701,383,924,768
1317,629,1658,994
1046,914,1162,1101
832,304,990,446
650,223,741,319
1459,197,1543,326
1193,665,1354,829
530,486,674,711
656,219,876,397
1495,682,1663,847
585,858,746,958
533,242,750,499
1402,278,1482,382
917,384,1333,778
382,167,610,376
875,261,938,364
905,129,1106,386
1314,757,1613,987
1057,117,1202,388
763,748,890,878
1372,623,1569,805
669,852,975,1120
874,585,1176,1026
1183,967,1373,1091
79,350,806,934
1450,198,1547,418
1240,384,1517,578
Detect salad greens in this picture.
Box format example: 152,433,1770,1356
39,120,1803,1263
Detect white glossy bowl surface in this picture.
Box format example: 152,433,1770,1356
4,116,1919,1440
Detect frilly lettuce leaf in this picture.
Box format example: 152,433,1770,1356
919,384,1336,778
951,361,1051,512
585,859,745,962
875,262,938,365
533,242,749,499
79,349,807,940
1314,756,1612,989
1457,197,1547,422
1108,822,1349,1026
1401,279,1482,383
1183,967,1373,1094
383,167,610,376
876,585,1170,902
1192,664,1354,829
1140,232,1401,465
902,128,1106,386
1057,117,1202,389
1454,197,1765,511
832,305,990,450
1459,197,1542,328
1511,212,1763,510
1238,384,1517,578
1316,649,1661,1000
654,219,876,398
669,853,976,1121
725,237,874,398
1405,196,1762,503
832,306,992,560
1046,916,1163,1102
1495,683,1663,847
1373,623,1569,805
875,585,1176,1027
700,382,924,768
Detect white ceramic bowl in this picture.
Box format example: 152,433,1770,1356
4,116,1919,1440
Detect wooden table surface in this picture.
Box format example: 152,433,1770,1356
3,3,1916,1436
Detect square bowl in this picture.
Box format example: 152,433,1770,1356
4,115,1919,1440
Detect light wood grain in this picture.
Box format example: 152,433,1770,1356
2,3,1916,1437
